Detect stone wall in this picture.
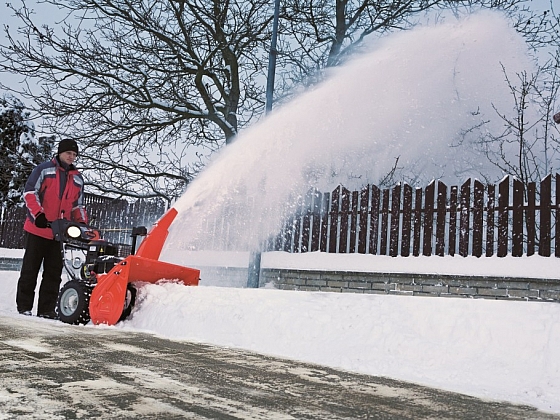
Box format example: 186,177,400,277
4,253,560,302
0,257,22,272
260,268,560,302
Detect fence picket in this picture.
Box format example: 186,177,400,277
329,187,340,254
498,177,510,257
389,184,401,257
486,184,495,257
473,180,484,257
512,178,524,257
358,187,369,254
320,192,330,252
423,181,435,256
436,181,447,257
459,179,470,257
539,175,552,256
310,190,322,252
350,190,359,254
339,187,351,253
527,182,536,256
369,186,380,255
401,184,413,257
448,185,457,256
380,189,390,255
413,188,422,257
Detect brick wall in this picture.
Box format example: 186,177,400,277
260,268,560,302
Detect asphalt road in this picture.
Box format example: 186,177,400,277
0,315,558,420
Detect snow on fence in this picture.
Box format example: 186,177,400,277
260,174,560,258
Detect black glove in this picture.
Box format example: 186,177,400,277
34,212,49,228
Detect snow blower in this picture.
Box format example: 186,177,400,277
54,208,200,325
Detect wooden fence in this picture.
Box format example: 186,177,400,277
3,175,560,258
263,174,560,258
0,194,167,252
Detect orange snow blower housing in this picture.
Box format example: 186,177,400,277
55,208,199,326
89,208,199,325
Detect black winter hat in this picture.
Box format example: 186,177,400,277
58,138,79,155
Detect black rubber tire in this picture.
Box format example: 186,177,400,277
118,284,137,322
56,280,92,325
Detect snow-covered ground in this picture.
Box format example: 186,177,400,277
1,250,560,415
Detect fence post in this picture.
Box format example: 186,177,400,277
247,251,261,288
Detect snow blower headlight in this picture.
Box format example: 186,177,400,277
66,225,82,239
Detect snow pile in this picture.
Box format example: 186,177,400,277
1,252,560,414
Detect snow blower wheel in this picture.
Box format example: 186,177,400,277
56,280,93,325
118,283,137,322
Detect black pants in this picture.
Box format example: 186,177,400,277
16,232,63,315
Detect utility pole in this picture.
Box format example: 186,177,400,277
248,0,281,289
265,0,281,114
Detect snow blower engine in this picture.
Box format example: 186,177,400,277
52,208,200,325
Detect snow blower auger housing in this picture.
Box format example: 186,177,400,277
55,208,200,326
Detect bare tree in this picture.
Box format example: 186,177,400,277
0,0,273,202
1,0,558,204
472,0,560,187
480,57,560,184
274,0,547,100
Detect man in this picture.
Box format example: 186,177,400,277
16,138,88,318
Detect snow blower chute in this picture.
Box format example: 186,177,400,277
54,208,200,325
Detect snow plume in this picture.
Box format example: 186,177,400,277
162,11,534,261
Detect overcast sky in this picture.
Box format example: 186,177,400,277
1,0,556,136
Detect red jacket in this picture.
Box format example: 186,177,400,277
23,157,88,240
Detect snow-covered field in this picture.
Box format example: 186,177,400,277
2,250,560,415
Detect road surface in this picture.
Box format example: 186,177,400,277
0,315,557,419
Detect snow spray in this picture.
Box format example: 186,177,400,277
162,11,534,272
